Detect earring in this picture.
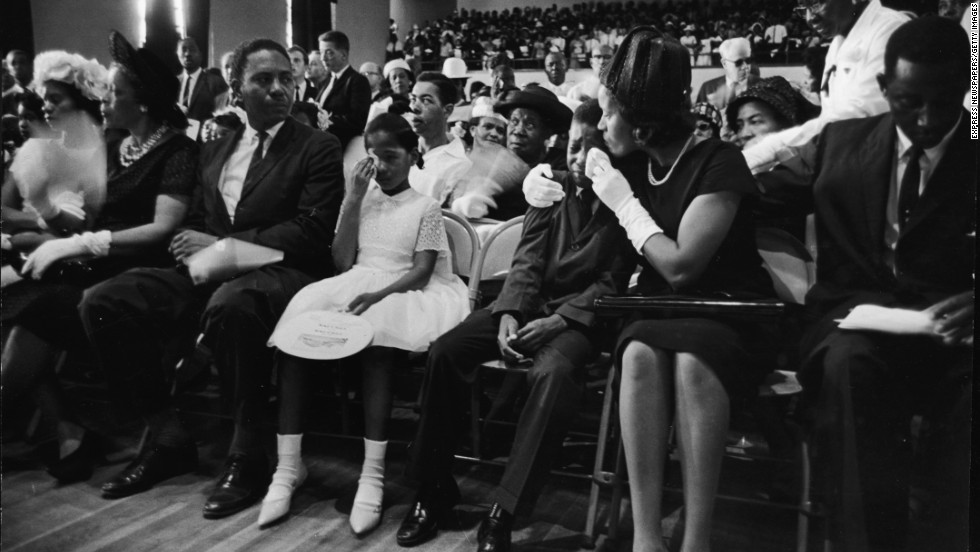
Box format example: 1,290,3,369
139,105,148,113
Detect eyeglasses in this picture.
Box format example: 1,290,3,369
794,0,827,16
723,57,751,68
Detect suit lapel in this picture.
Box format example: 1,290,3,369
208,127,244,231
858,114,895,258
189,71,206,110
325,69,349,104
316,75,332,106
239,118,295,203
901,115,969,236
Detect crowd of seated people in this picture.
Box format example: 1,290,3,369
387,0,878,71
0,2,974,551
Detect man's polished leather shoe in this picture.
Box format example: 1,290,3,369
396,478,461,547
101,443,198,498
476,503,513,552
202,453,270,519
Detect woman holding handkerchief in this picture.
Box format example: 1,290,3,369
262,113,469,534
524,26,776,552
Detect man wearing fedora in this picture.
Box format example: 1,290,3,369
487,84,572,220
397,98,635,552
81,38,344,519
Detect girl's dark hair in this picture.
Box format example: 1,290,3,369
365,112,424,169
46,80,103,124
17,91,44,118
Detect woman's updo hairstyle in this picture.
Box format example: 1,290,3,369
599,25,695,146
365,113,424,169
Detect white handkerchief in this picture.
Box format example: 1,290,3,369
837,304,937,335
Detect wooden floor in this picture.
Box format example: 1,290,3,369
1,370,807,552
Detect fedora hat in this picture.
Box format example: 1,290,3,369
494,84,571,133
108,30,188,129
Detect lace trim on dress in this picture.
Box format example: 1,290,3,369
415,202,449,253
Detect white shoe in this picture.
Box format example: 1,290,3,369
257,463,307,527
349,475,384,535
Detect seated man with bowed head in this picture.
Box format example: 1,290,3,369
397,99,635,552
80,38,344,519
798,16,974,552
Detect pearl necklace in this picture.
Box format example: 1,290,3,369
119,124,169,167
647,134,696,186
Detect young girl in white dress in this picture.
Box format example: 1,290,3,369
260,113,470,534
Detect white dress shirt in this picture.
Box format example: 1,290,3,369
743,0,909,172
218,120,285,223
883,114,960,270
409,136,472,205
320,65,350,105
180,67,202,107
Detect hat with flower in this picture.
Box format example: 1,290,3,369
33,50,108,102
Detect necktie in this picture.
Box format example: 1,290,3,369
182,74,192,107
244,131,268,186
898,145,923,228
295,86,300,102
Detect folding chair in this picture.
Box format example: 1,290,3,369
441,209,481,307
460,216,525,459
584,228,819,552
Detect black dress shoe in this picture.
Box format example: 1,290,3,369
476,503,513,552
48,432,105,484
202,453,270,519
396,478,461,547
101,443,198,498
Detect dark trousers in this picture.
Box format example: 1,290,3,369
406,308,594,515
800,306,972,552
79,264,314,427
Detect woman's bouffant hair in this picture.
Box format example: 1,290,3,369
365,113,424,169
599,26,694,147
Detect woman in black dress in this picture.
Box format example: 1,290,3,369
591,28,774,552
1,32,197,484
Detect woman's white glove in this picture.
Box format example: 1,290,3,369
586,149,664,252
522,163,565,208
21,236,88,279
51,191,87,221
20,230,111,279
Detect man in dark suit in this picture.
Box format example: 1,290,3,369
315,30,371,151
798,17,974,552
177,37,229,123
287,45,318,103
80,38,344,519
694,37,756,114
396,100,636,551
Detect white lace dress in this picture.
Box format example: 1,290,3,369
271,183,470,352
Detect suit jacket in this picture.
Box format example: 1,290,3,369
296,78,319,103
805,112,976,321
492,174,636,329
316,67,371,150
183,117,345,277
183,69,229,122
695,75,731,112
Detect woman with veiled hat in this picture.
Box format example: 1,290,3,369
526,26,776,552
1,31,198,485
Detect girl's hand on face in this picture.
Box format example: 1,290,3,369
348,157,377,197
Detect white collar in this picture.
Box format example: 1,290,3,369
332,65,350,80
183,67,202,79
244,118,286,143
